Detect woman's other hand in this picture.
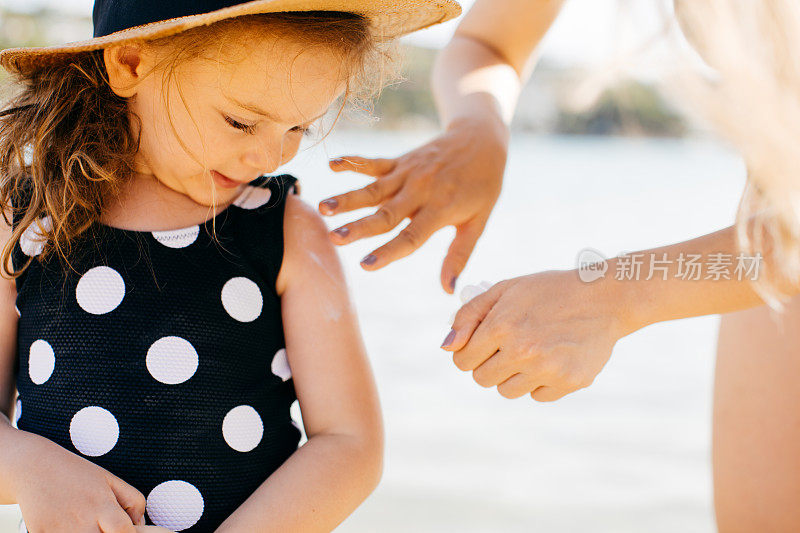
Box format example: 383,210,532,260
319,116,507,293
442,270,634,401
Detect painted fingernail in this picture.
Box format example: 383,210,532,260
320,199,338,213
361,254,377,266
449,276,457,291
330,158,345,165
441,329,456,348
333,227,349,238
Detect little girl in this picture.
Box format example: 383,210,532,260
0,1,459,532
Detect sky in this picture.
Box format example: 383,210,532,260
1,0,676,69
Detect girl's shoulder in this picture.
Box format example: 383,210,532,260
275,181,342,297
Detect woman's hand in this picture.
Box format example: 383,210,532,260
442,270,634,401
319,116,508,293
11,430,146,532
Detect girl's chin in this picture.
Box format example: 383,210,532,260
180,185,244,210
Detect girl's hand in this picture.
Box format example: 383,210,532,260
442,270,632,401
11,431,146,532
319,116,507,293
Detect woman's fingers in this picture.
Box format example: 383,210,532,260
323,127,506,289
497,374,543,400
440,218,487,294
472,350,517,389
357,208,439,270
449,290,507,373
329,189,417,246
531,386,569,403
329,156,397,177
443,283,505,353
319,173,403,216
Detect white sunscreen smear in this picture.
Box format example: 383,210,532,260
450,281,494,325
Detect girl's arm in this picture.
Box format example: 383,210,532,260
0,213,150,531
444,225,797,402
215,195,383,533
0,210,21,504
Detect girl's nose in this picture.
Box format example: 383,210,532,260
242,138,281,174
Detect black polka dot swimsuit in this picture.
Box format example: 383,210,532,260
13,175,301,532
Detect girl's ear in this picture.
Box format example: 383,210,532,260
104,44,153,98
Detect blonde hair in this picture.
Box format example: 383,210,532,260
0,11,396,279
673,0,800,307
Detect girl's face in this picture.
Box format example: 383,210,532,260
113,34,346,207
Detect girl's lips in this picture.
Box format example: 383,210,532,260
212,170,240,189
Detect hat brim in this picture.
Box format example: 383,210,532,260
0,0,461,75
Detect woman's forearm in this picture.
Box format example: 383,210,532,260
214,432,382,533
432,0,564,130
605,225,796,336
432,36,521,134
445,224,798,402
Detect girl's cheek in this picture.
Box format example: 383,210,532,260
280,137,303,165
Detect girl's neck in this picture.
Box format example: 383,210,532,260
100,172,236,232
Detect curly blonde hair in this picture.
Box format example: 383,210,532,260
673,0,800,308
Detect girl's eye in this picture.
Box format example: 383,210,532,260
224,115,256,135
290,125,313,137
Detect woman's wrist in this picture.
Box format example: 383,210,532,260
594,257,652,339
445,112,510,149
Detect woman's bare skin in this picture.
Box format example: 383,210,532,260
714,301,800,532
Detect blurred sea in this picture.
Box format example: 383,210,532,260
0,131,746,532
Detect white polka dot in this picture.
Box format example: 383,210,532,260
76,266,125,315
152,225,200,248
70,406,119,457
28,339,55,385
290,399,304,436
222,405,263,452
146,336,198,385
13,398,21,427
221,277,262,322
146,480,204,531
233,186,272,209
20,216,51,257
271,348,292,381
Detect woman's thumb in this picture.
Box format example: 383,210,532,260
106,473,147,525
442,283,504,352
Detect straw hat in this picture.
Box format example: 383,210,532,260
0,0,462,75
